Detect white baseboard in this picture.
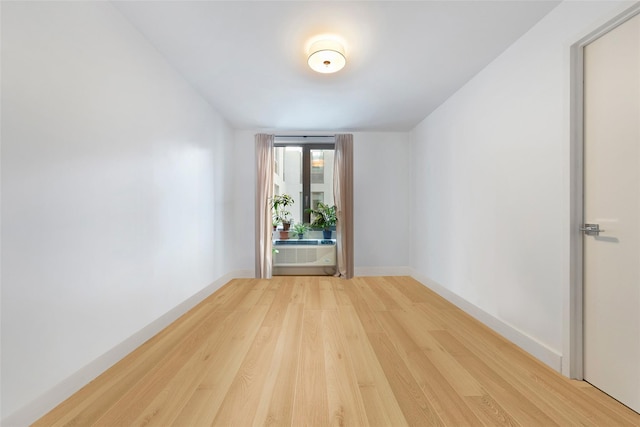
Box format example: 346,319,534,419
1,269,253,427
410,270,562,372
354,266,412,277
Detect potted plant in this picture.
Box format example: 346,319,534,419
306,202,337,239
292,222,309,239
270,194,294,231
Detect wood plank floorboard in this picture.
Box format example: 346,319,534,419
34,276,640,426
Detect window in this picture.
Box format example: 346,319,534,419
273,143,334,224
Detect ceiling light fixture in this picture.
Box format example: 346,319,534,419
307,40,346,74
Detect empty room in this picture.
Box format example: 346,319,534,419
2,0,640,425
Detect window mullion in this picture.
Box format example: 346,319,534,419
302,147,311,224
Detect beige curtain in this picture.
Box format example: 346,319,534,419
334,134,354,279
255,133,274,278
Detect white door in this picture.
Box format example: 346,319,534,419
583,12,640,413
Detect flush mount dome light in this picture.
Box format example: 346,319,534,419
307,40,346,74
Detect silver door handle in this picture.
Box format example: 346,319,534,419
580,223,604,235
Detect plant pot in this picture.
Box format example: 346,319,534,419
323,229,332,239
282,222,291,231
279,230,290,240
297,233,304,239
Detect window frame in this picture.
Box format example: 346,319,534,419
274,142,334,224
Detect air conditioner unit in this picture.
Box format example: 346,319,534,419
272,241,336,275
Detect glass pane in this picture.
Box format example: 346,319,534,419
312,192,324,209
310,149,334,224
273,146,303,224
311,150,324,183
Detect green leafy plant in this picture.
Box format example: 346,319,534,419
305,202,337,230
292,222,309,237
270,194,294,228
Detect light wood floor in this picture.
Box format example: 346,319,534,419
35,276,639,426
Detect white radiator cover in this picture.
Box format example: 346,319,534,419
273,245,336,267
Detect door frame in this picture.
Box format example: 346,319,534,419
568,3,640,380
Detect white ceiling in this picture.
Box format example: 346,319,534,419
113,1,561,132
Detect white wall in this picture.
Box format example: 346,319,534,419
232,131,411,275
354,132,410,273
409,0,634,371
1,2,237,421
